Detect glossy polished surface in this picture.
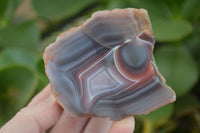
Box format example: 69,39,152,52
43,8,176,120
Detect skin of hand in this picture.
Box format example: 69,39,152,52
0,85,135,133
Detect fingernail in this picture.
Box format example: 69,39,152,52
115,117,135,133
45,95,55,103
117,117,134,126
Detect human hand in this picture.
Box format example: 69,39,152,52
0,85,135,133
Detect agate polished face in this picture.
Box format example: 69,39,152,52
43,8,176,120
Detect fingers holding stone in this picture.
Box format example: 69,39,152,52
109,117,135,133
50,111,89,133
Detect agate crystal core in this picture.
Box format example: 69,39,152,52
43,8,176,120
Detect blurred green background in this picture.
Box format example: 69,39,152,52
0,0,200,132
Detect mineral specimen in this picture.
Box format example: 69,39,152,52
43,8,176,120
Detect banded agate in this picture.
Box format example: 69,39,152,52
43,8,176,120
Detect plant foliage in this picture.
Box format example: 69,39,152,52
0,0,199,132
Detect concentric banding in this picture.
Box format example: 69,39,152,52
83,8,152,48
114,31,154,81
43,8,176,121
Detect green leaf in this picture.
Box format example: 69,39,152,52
32,0,97,21
134,118,143,133
181,0,200,20
106,0,130,10
157,120,176,133
36,56,46,74
0,0,22,28
174,93,199,117
138,104,174,125
130,0,172,19
142,119,155,133
36,72,49,92
0,48,37,70
129,0,193,42
161,0,186,18
183,33,200,62
155,45,198,97
152,18,192,42
36,57,49,90
0,21,39,51
0,65,38,125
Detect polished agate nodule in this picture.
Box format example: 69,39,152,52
43,8,176,120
